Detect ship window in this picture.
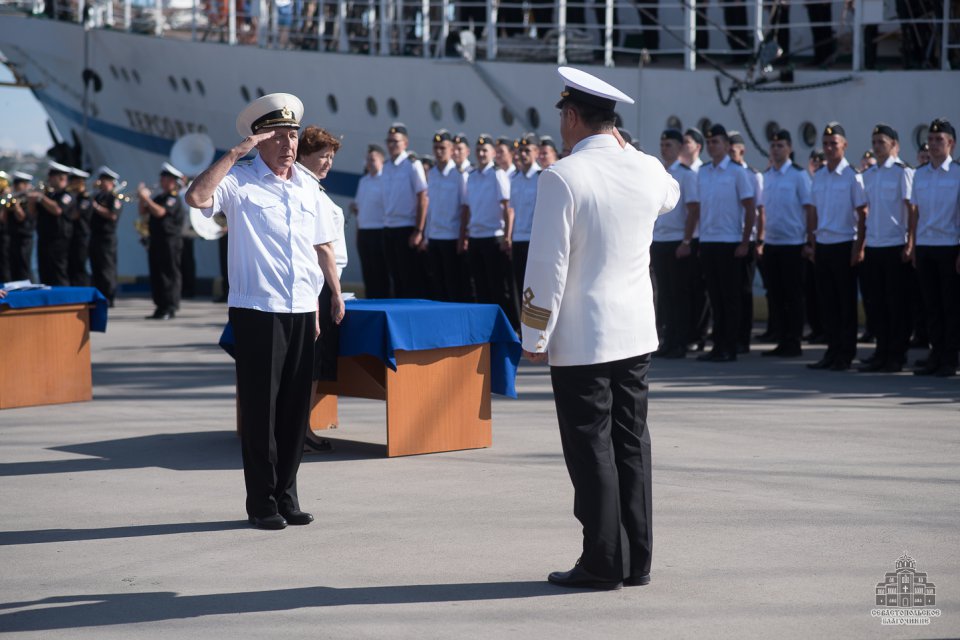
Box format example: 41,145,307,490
366,96,378,116
765,121,780,141
327,94,338,113
109,65,119,79
666,115,682,131
256,87,265,98
913,124,929,151
241,86,251,102
387,97,398,118
800,121,817,147
196,79,205,95
697,117,712,136
527,107,540,130
181,77,191,93
453,101,465,123
168,75,178,91
501,106,514,127
132,69,141,84
430,100,441,121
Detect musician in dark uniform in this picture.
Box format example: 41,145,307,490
90,166,124,305
138,162,185,320
6,172,36,281
67,167,93,286
32,162,74,286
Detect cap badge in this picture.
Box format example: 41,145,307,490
281,105,293,120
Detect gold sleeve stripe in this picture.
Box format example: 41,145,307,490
521,287,551,330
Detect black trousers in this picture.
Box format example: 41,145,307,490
915,245,960,368
427,239,469,302
358,228,390,299
384,226,424,298
688,240,710,346
804,259,822,336
814,242,858,364
313,283,340,381
770,1,835,63
148,234,183,312
89,232,118,303
700,242,743,356
763,244,805,351
468,236,519,327
37,235,71,286
218,234,230,297
181,237,196,298
696,0,749,53
8,233,34,281
511,240,530,301
67,218,91,286
861,246,910,365
650,240,695,352
550,354,653,581
739,244,756,348
230,307,315,518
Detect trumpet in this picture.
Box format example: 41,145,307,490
0,191,27,208
96,179,132,203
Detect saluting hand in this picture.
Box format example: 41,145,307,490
234,129,277,157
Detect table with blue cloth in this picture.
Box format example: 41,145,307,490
0,286,109,409
221,299,521,457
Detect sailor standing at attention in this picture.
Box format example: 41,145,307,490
381,123,428,298
138,162,186,320
185,93,342,530
522,67,679,591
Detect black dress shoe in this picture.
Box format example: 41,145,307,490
624,574,651,587
807,356,834,370
146,309,163,320
913,360,940,376
547,564,622,590
158,309,175,320
736,344,749,355
933,365,957,378
763,345,802,358
857,360,885,373
280,509,314,525
248,514,287,530
881,361,903,373
696,351,720,362
713,352,737,362
829,359,851,371
661,346,686,359
858,332,875,343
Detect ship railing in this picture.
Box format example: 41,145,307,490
11,0,959,71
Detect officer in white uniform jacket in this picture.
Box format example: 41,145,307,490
521,67,679,591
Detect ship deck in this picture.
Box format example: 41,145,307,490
0,297,957,639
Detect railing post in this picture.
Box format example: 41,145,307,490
421,0,430,57
753,0,762,53
191,0,197,40
338,0,348,51
153,0,162,35
852,0,862,70
439,0,449,57
77,0,84,23
942,0,950,70
485,0,496,59
124,0,131,31
603,0,613,67
368,0,376,53
557,0,566,64
685,0,695,70
228,0,237,44
379,0,389,54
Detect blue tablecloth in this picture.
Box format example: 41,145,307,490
220,299,521,398
0,286,109,332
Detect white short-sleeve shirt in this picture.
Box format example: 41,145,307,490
204,154,336,313
810,157,868,244
426,160,467,241
697,156,755,243
465,162,511,238
762,162,812,246
653,159,699,242
355,170,386,230
381,150,428,228
510,163,541,242
862,156,912,248
319,190,348,277
910,158,960,246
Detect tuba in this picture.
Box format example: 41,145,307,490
171,133,226,241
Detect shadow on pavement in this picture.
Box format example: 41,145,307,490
0,520,248,546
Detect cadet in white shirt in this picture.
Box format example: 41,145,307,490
695,123,756,362
461,134,518,325
651,128,700,359
495,136,517,179
452,133,474,174
425,130,469,301
508,133,541,304
381,123,429,298
353,144,390,298
728,131,764,353
680,127,709,350
759,129,813,358
805,122,869,372
858,124,914,373
538,135,560,169
522,67,679,591
681,128,705,173
908,118,960,377
185,93,342,531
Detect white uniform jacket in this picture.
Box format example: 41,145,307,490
520,134,680,366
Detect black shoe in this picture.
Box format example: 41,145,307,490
762,345,802,358
858,332,875,343
807,356,833,370
696,351,720,362
933,365,957,378
661,346,686,359
860,352,877,365
880,361,904,373
713,352,737,362
913,360,940,376
547,564,622,591
756,331,778,342
736,344,749,355
857,360,885,372
146,308,163,320
279,509,314,525
624,574,651,587
805,333,826,344
158,309,175,320
829,359,851,371
248,514,287,530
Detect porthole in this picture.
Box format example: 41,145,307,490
366,96,378,116
913,124,930,151
697,117,712,136
666,115,682,131
327,94,338,113
168,75,178,91
120,67,129,82
241,86,251,102
195,79,205,95
800,121,817,147
132,69,141,84
764,121,781,141
387,97,398,118
181,77,191,93
109,65,118,79
453,101,465,123
501,106,514,127
527,107,540,130
256,87,265,97
429,100,442,121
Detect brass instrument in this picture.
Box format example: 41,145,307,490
0,191,27,208
170,133,222,240
134,182,159,242
96,179,132,203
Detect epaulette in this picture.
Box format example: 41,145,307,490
893,159,905,167
678,163,692,170
790,163,804,171
916,162,929,169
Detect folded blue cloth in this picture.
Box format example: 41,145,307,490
0,286,109,332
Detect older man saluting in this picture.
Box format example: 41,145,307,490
186,93,343,530
522,68,679,590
